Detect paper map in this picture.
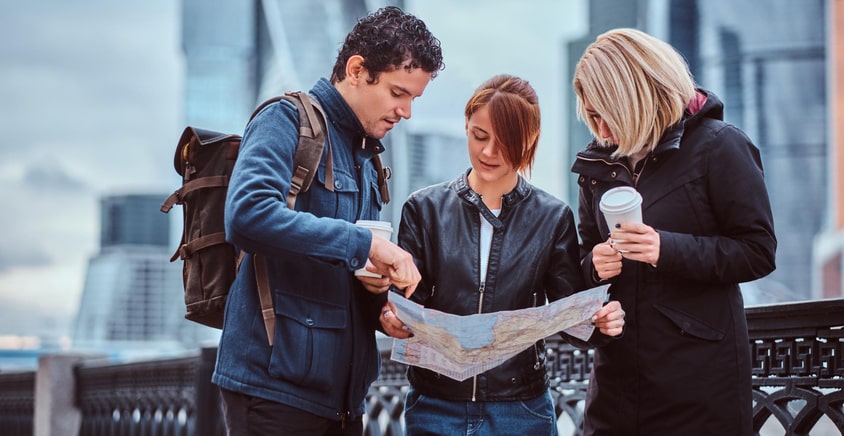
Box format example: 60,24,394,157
388,284,609,381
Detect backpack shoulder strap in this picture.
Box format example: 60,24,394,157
281,91,334,209
250,91,336,346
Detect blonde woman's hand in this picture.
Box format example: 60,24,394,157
592,238,623,280
609,223,660,267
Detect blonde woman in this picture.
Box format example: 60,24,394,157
571,28,776,435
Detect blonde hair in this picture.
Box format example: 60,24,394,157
573,28,696,157
465,74,541,175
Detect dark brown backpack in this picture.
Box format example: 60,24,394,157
161,91,390,344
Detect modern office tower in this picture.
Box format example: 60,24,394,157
813,0,844,299
72,194,218,357
180,1,257,135
180,0,384,131
696,0,826,300
565,0,826,302
404,130,468,192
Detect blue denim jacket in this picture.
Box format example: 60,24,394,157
212,78,387,422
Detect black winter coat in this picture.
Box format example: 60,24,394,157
571,90,776,435
396,171,598,401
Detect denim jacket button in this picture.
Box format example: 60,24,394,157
334,180,342,189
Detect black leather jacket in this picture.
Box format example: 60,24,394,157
396,170,588,401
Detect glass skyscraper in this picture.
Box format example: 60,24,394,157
73,194,218,357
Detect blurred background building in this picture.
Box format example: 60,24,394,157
71,194,218,360
814,0,844,300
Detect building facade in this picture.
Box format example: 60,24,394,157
72,194,218,358
813,0,844,299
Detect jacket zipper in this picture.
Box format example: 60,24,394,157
576,155,628,174
471,281,486,402
354,137,367,220
532,292,541,370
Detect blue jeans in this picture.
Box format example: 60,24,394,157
404,387,558,436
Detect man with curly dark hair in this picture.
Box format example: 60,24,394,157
212,6,444,435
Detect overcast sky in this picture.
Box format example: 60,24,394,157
0,0,587,338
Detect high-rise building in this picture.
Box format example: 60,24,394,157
565,0,826,302
697,0,826,301
813,0,844,299
72,194,218,357
179,0,383,131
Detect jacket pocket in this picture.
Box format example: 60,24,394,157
305,165,358,218
268,293,348,391
653,303,725,341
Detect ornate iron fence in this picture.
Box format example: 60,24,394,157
0,299,841,435
74,347,223,436
746,298,844,434
0,371,34,435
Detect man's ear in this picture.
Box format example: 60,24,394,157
345,55,366,85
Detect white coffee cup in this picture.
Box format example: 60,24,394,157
354,220,393,277
599,186,643,232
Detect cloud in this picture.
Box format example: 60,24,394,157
0,0,183,190
0,243,52,274
0,1,179,329
0,169,95,271
22,159,89,192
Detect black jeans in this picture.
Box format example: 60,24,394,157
219,388,363,436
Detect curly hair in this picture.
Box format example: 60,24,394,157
330,6,444,84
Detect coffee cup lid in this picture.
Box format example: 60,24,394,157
600,187,642,213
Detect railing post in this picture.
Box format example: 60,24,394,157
194,346,223,436
33,353,93,436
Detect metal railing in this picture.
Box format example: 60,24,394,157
0,299,841,435
0,371,34,435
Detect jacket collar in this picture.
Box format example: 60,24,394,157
310,78,384,157
453,169,531,227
